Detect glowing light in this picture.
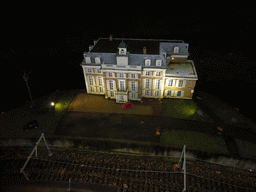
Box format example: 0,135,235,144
51,102,55,106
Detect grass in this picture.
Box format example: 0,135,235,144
160,129,229,154
235,139,256,159
0,90,78,137
161,99,213,122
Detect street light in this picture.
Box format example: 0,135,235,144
51,102,55,106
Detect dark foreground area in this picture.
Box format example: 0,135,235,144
1,147,255,192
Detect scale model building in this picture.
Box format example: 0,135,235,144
81,35,198,103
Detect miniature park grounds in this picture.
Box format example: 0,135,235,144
2,90,256,191
2,144,256,192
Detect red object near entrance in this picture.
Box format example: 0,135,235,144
122,102,134,109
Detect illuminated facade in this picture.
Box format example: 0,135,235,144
81,36,198,103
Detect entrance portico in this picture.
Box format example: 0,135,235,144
115,89,129,103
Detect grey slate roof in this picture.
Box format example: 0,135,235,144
90,38,187,55
82,38,189,70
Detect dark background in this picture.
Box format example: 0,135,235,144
1,5,255,121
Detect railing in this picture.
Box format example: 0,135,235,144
102,64,141,70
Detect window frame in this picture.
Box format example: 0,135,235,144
131,81,136,91
145,79,150,89
145,59,151,66
119,80,125,91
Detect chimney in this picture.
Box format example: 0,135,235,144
109,34,113,41
143,46,147,54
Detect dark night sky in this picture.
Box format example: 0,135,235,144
1,5,256,120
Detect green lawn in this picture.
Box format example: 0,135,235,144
235,139,256,159
160,129,229,154
161,99,213,122
0,90,78,137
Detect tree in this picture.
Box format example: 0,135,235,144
23,71,34,106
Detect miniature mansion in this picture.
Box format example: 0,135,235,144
81,35,198,103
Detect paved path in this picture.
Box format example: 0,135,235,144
68,93,153,115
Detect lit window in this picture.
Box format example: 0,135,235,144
98,77,103,86
168,79,173,86
95,57,101,64
178,80,184,87
109,80,113,90
86,57,91,63
145,71,150,76
156,60,162,66
155,71,161,76
131,81,136,91
167,90,172,96
88,76,93,85
119,80,125,91
145,79,150,89
174,46,179,53
96,69,101,73
145,59,151,66
155,80,160,89
87,68,92,73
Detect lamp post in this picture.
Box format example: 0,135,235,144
50,102,55,112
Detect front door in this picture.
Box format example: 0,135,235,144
116,94,128,103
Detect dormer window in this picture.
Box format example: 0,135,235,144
95,57,101,64
145,59,151,66
86,57,91,63
156,60,162,66
174,46,179,53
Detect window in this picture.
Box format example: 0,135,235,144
131,73,136,78
87,68,92,73
145,79,150,89
145,59,151,66
155,91,160,97
131,92,136,98
168,79,173,86
131,81,136,91
95,57,101,64
167,90,172,96
90,87,94,92
99,87,104,93
156,60,162,66
178,80,184,87
109,80,113,90
110,91,114,97
145,90,149,96
119,73,124,78
155,71,161,76
145,71,150,76
174,46,179,53
86,57,91,63
88,76,94,85
119,80,125,91
108,72,113,77
98,77,103,86
121,49,124,54
177,91,182,97
96,69,101,73
155,79,160,89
